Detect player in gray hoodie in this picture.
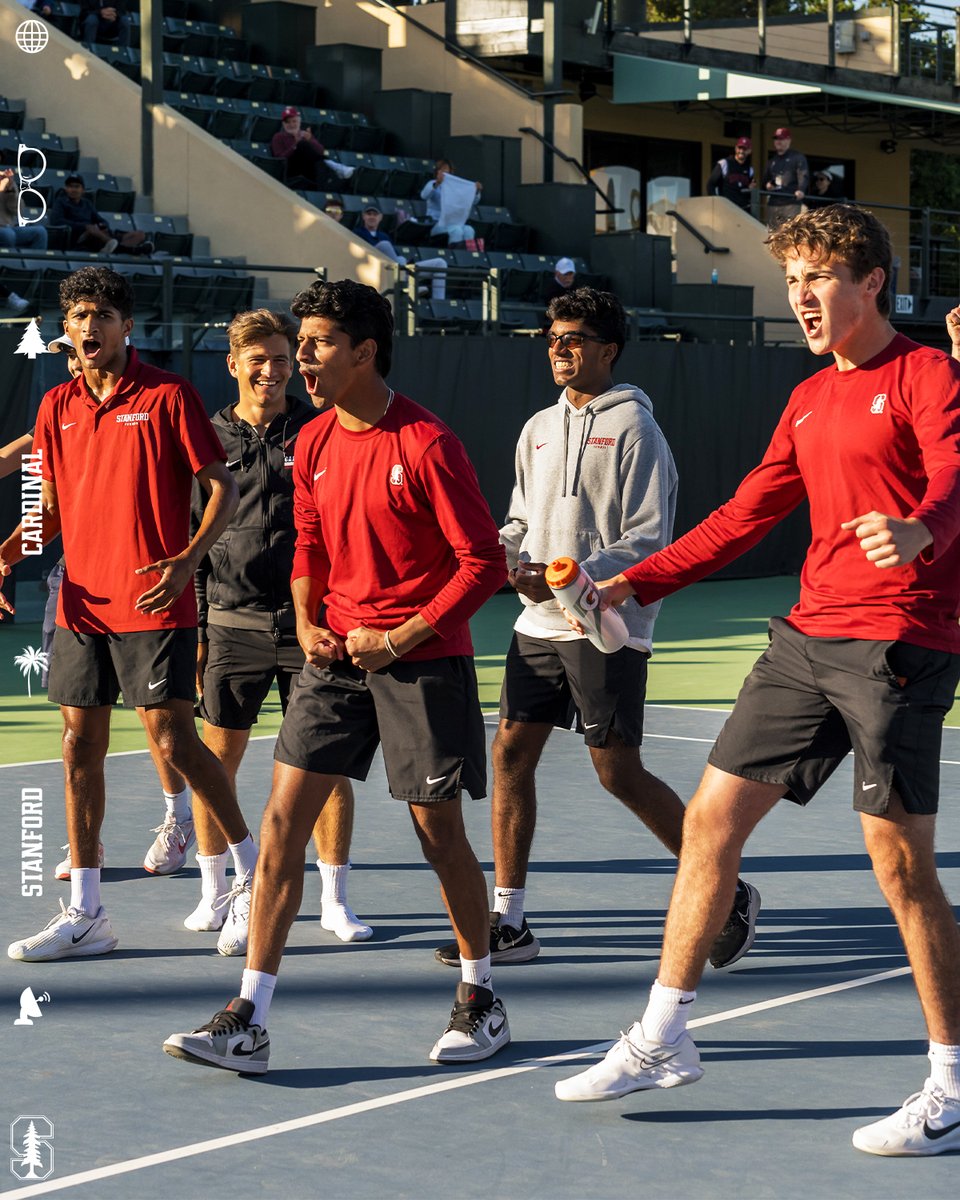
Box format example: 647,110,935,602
435,288,760,971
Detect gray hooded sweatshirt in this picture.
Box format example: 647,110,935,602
500,384,678,647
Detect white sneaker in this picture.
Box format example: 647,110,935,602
163,998,269,1075
6,291,29,313
143,815,195,875
321,903,373,943
555,1022,703,1101
54,842,105,880
7,899,118,962
217,875,251,957
852,1079,960,1156
183,893,230,932
429,983,510,1063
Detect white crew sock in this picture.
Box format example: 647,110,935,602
929,1042,960,1099
70,867,101,915
640,979,697,1045
198,852,228,901
228,833,258,881
240,968,276,1030
494,886,525,930
317,859,373,942
461,953,493,992
164,788,191,823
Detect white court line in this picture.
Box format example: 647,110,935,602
11,964,913,1198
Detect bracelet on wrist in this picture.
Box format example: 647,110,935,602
383,630,401,660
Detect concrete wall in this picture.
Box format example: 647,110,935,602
252,0,583,185
0,0,392,299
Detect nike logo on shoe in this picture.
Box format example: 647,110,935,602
71,923,96,944
230,1043,260,1057
148,679,167,690
488,1018,506,1037
923,1118,960,1140
633,1049,679,1071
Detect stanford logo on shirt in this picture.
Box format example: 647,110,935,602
870,394,887,414
390,464,403,486
116,412,150,424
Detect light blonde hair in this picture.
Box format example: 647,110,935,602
227,309,297,355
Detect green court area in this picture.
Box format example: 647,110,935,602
3,576,958,767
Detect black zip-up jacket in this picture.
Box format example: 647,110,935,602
192,397,319,641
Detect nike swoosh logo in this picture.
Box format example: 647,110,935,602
72,924,96,944
535,442,547,450
488,1018,506,1037
795,411,813,426
635,1050,679,1070
225,458,241,469
923,1117,960,1140
426,775,446,785
61,422,77,429
584,722,599,730
314,469,326,480
148,679,167,690
861,782,878,791
230,1042,261,1057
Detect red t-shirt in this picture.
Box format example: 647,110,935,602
33,349,225,633
624,334,960,652
291,392,506,660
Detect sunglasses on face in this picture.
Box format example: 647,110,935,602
545,331,609,350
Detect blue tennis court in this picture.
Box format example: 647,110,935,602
3,706,959,1197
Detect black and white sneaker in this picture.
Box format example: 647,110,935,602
429,982,510,1063
434,911,541,967
163,997,270,1075
709,880,761,968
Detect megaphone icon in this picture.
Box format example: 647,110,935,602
14,986,50,1025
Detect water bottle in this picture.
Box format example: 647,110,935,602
544,558,629,654
711,268,719,285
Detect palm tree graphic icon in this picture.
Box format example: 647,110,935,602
14,646,48,698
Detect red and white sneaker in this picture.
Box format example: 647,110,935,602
143,815,195,875
54,842,105,880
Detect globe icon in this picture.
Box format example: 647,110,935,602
15,20,49,54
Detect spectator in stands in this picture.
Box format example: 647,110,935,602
80,0,130,47
271,108,338,191
355,203,447,299
706,137,756,212
542,256,576,306
0,168,49,254
420,158,482,248
805,169,845,209
761,127,808,229
49,175,153,256
0,285,29,313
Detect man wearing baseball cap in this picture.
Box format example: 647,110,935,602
761,127,809,228
270,107,337,191
706,137,756,213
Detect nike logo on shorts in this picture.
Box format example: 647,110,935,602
426,775,446,785
148,678,167,690
584,722,599,730
861,782,878,791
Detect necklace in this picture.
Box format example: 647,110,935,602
380,388,394,422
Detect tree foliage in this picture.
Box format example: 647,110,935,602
646,2,926,21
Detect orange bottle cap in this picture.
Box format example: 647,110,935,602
544,557,579,589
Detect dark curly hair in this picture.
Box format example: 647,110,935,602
545,287,627,365
766,204,892,318
290,279,394,378
59,266,135,319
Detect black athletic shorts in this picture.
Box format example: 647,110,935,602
708,615,960,815
47,625,197,709
498,632,648,748
274,655,487,803
199,626,304,729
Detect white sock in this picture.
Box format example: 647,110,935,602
317,859,373,942
461,953,493,992
929,1042,960,1099
641,978,697,1045
164,788,191,823
228,833,258,881
198,852,228,902
494,886,525,929
70,867,101,915
240,968,276,1030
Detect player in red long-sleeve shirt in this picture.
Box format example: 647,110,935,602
555,205,960,1157
164,280,510,1075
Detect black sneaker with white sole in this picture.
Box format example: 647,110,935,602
163,997,270,1075
434,911,541,967
429,982,511,1063
708,880,761,969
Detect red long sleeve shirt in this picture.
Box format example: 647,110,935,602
624,334,960,652
291,393,506,660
